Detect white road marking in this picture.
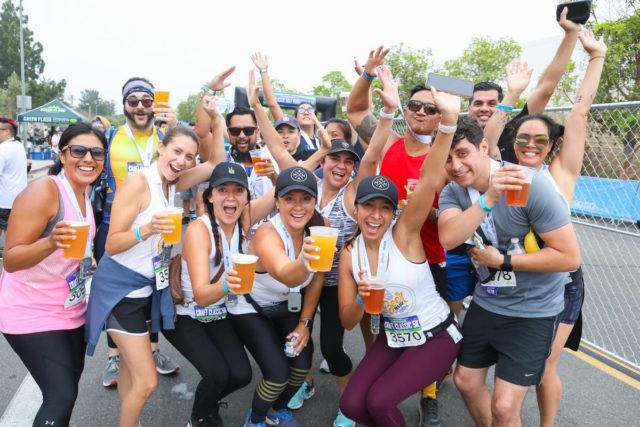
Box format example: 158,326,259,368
0,374,40,426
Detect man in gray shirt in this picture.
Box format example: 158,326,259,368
437,117,580,427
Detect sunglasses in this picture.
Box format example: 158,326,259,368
228,126,257,137
515,134,550,150
126,97,154,108
406,100,439,115
297,106,315,114
62,144,107,161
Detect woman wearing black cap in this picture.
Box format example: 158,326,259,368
337,87,462,426
162,162,277,427
229,166,325,427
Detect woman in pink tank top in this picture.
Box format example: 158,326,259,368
0,123,106,426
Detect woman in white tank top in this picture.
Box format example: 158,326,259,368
92,97,227,427
337,88,463,426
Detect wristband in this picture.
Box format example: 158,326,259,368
201,85,218,96
134,227,143,242
355,295,365,306
437,123,457,135
361,70,375,82
589,56,605,62
497,103,514,113
379,109,396,120
478,194,492,213
221,278,229,294
258,68,268,74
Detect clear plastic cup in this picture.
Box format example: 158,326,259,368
308,226,340,272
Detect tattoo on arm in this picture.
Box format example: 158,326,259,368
500,113,509,125
575,95,583,104
355,114,378,144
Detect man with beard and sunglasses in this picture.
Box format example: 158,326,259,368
95,76,180,389
347,46,449,427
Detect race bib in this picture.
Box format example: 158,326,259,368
64,257,92,309
153,246,172,291
127,161,144,176
384,315,427,348
482,270,517,288
194,304,228,322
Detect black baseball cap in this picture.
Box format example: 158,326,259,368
274,116,300,130
208,162,249,190
327,139,361,161
355,175,398,208
275,166,317,198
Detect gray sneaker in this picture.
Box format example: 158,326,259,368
102,355,119,387
153,349,179,375
418,397,441,427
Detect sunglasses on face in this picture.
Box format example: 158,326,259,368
406,100,439,115
297,106,315,114
515,134,550,150
228,126,257,137
126,97,154,108
62,144,107,161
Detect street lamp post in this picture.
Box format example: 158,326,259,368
18,0,28,143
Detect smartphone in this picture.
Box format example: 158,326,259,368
556,1,591,25
467,233,495,283
426,73,474,98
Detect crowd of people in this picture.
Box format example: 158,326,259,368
0,8,609,427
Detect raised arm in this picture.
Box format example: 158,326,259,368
550,31,607,203
484,60,533,159
196,66,235,160
527,7,581,113
299,114,331,171
346,46,395,145
395,88,460,256
251,52,285,122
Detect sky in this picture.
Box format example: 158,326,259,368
14,0,612,111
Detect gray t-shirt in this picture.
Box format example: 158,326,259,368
440,170,571,318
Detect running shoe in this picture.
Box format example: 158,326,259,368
182,216,191,225
189,210,198,221
266,408,301,426
102,355,119,387
286,380,315,410
319,359,331,374
333,409,355,427
187,416,213,427
418,397,441,427
244,410,266,427
153,349,180,375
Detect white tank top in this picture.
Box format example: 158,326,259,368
351,227,450,331
111,163,175,297
227,215,314,315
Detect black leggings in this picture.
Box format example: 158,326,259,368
3,326,86,427
319,286,352,377
162,315,252,419
230,312,314,423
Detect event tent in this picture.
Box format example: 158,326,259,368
17,99,85,124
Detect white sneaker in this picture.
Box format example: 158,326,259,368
319,359,331,374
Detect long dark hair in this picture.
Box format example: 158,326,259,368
48,122,108,176
202,184,251,267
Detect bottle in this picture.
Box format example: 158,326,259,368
507,237,525,256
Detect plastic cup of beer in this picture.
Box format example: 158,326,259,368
63,221,90,259
363,280,386,314
249,149,267,173
505,165,535,207
231,254,259,294
154,90,170,108
308,226,339,272
401,178,419,208
162,208,184,245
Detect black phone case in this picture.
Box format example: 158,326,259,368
556,1,591,25
466,246,496,284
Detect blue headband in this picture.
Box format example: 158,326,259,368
122,80,154,102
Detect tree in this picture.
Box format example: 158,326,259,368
78,89,115,117
442,37,522,84
0,72,22,117
550,60,579,106
384,43,434,107
312,71,352,99
177,93,201,123
0,0,44,87
29,78,67,108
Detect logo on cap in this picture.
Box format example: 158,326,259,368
291,168,308,182
341,141,350,149
372,176,390,190
282,116,290,122
228,166,235,174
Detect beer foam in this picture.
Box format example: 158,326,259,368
232,253,258,264
66,220,89,227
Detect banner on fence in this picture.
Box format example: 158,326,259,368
571,176,640,221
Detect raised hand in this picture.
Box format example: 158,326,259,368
353,57,364,77
559,6,582,34
311,114,332,150
578,30,607,57
154,103,178,128
251,52,269,71
505,59,533,95
207,66,236,92
247,69,260,107
429,86,461,118
200,94,220,120
363,46,390,78
373,65,400,111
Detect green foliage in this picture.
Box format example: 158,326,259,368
0,72,22,117
29,78,67,108
551,60,579,106
177,93,201,123
593,8,640,102
312,71,351,118
442,37,522,84
383,43,434,107
77,89,115,117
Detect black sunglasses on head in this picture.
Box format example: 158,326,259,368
228,126,257,137
62,144,106,160
126,97,154,108
406,100,439,115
